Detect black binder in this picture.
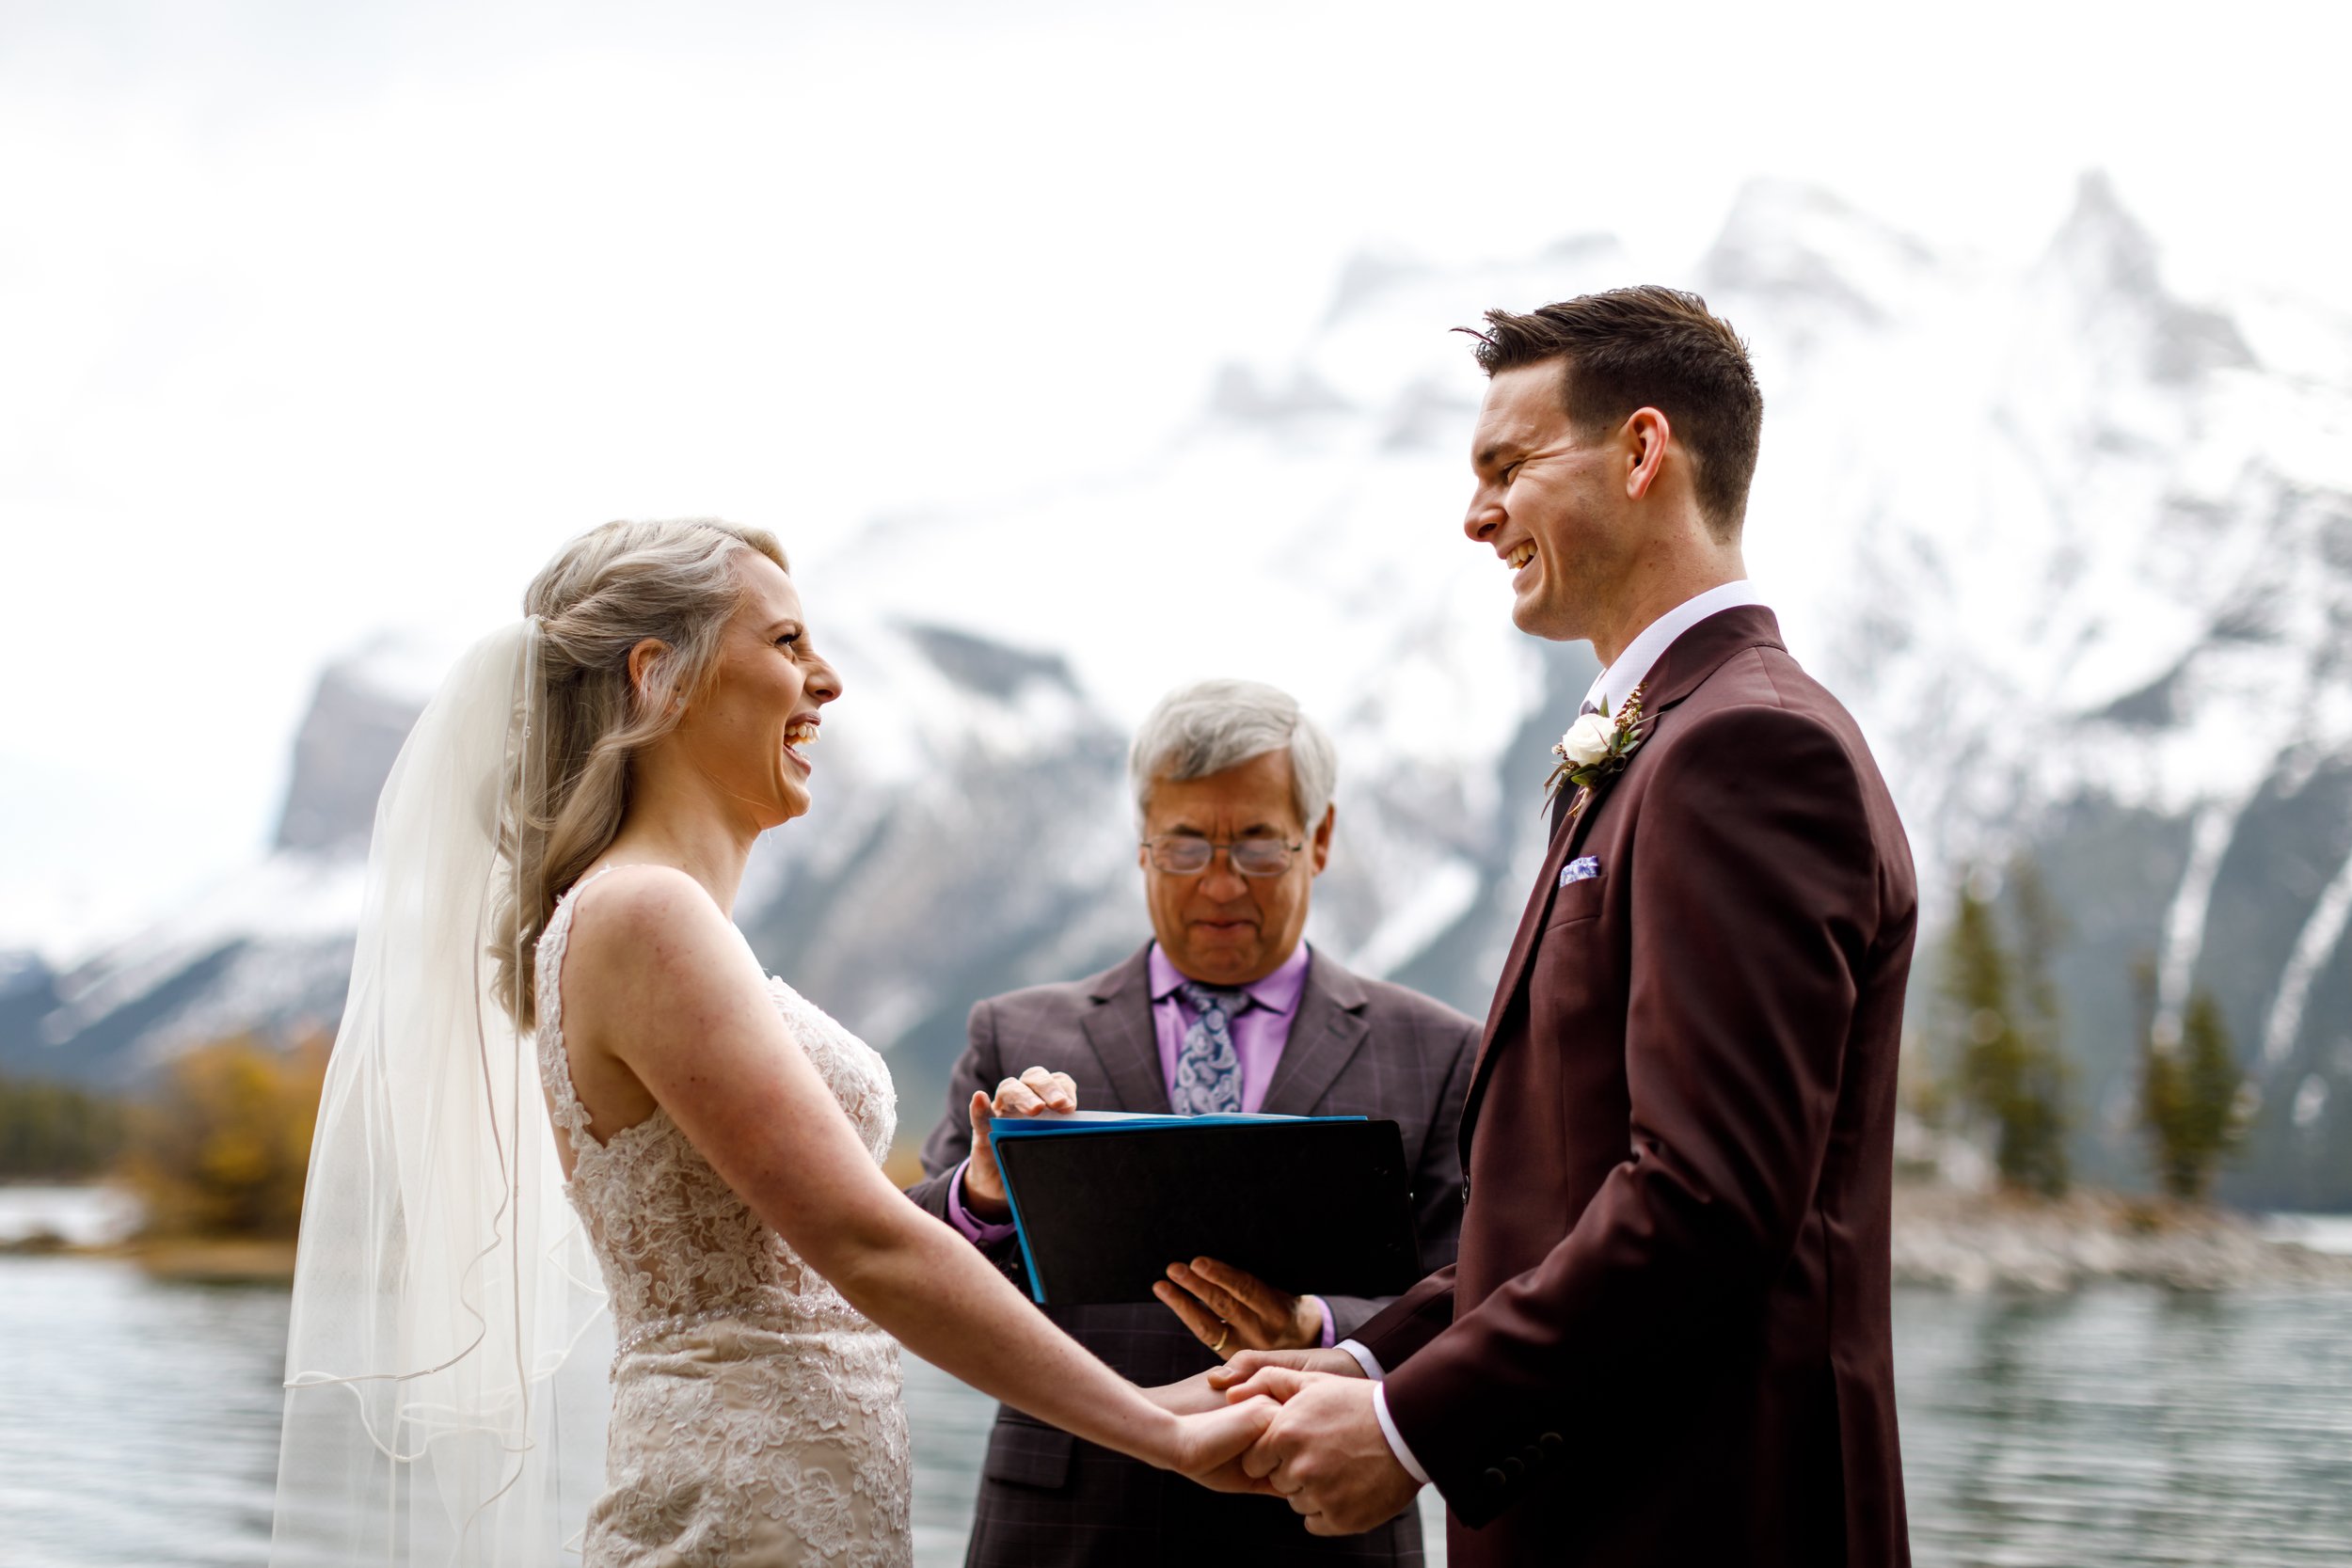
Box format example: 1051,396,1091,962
990,1112,1422,1307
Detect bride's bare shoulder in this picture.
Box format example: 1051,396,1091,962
560,864,752,1005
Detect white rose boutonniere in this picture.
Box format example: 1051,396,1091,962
1557,712,1616,768
1544,685,1651,816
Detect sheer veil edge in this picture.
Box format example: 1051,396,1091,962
271,620,611,1567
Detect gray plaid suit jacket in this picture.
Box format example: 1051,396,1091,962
906,942,1478,1567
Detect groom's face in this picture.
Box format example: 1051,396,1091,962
1462,359,1631,642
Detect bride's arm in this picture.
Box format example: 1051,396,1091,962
563,867,1271,1479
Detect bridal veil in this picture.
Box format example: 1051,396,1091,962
272,621,611,1566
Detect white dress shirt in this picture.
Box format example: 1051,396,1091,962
1581,578,1768,719
1334,1340,1430,1484
1338,578,1772,1489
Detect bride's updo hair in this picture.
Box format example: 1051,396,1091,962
493,517,789,1029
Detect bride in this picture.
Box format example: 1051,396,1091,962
271,518,1271,1566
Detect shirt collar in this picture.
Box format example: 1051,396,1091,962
1581,579,1768,718
1148,940,1311,1015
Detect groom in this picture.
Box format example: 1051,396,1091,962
1219,287,1918,1566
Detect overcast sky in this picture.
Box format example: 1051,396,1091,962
4,0,2346,955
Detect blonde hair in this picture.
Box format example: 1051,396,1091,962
492,517,789,1030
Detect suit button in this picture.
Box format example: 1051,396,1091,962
1520,1444,1541,1467
1483,1467,1507,1492
1540,1432,1565,1454
1502,1456,1525,1480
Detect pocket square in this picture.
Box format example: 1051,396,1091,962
1560,856,1600,886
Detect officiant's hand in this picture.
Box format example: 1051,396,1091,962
960,1067,1077,1220
1153,1257,1326,1358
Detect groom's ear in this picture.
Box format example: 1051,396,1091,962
1621,406,1673,503
1308,805,1335,874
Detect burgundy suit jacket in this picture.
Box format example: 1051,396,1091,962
1355,606,1917,1568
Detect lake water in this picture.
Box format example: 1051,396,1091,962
5,1190,2350,1567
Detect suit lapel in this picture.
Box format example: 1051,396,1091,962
1480,789,1597,1049
1459,607,1789,1151
1457,783,1610,1157
1258,951,1371,1117
1080,948,1172,1115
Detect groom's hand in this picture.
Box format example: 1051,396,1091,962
1226,1368,1421,1536
1207,1345,1363,1389
1153,1257,1325,1356
959,1067,1077,1219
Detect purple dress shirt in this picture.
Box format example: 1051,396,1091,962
946,941,1335,1346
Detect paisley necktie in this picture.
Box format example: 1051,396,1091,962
1171,982,1247,1116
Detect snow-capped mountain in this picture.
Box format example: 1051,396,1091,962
8,174,2348,1207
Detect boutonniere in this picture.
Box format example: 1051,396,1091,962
1543,684,1651,816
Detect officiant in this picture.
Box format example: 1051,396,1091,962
906,677,1477,1566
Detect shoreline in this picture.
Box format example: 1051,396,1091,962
1892,1184,2352,1292
0,1231,299,1281
8,1183,2352,1293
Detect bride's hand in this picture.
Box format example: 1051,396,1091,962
1141,1370,1227,1417
1167,1395,1279,1494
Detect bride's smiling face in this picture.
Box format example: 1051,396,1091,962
652,551,843,828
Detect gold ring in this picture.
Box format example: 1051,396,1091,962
1211,1324,1232,1355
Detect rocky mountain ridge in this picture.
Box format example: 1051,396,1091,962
8,173,2348,1208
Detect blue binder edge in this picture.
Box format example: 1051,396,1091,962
989,1113,1370,1305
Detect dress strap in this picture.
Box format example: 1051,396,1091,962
537,864,636,1158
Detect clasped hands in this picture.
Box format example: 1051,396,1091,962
1152,1348,1422,1536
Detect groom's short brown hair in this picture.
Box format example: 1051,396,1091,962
1464,286,1762,535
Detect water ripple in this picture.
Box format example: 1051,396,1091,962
1894,1286,2352,1567
3,1258,2348,1566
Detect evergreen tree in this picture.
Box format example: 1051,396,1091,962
1941,869,2071,1196
2010,860,2066,1058
2138,972,2250,1202
2006,860,2073,1195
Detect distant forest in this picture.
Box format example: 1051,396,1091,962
1,1038,321,1241
0,1075,121,1180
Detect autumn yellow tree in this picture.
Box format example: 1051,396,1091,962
119,1034,328,1239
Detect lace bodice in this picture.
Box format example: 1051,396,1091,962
533,868,911,1566
536,864,898,1354
535,866,899,1352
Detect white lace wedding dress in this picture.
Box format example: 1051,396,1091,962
536,870,914,1566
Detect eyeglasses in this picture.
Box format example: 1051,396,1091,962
1142,835,1304,878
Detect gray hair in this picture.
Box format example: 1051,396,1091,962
1128,678,1337,832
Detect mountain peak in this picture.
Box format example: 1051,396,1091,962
26,185,2352,1208
2041,169,2256,385
1207,362,1354,424
272,662,425,856
1698,178,1936,325
1319,245,1436,328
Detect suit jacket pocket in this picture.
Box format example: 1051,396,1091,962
981,1411,1074,1490
1543,875,1607,929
